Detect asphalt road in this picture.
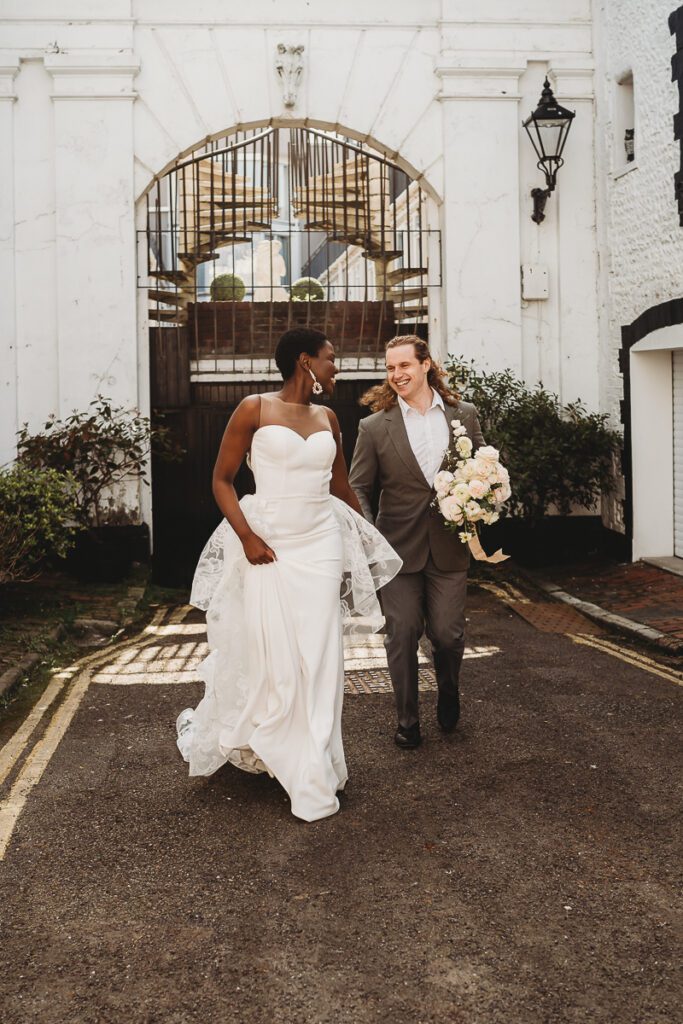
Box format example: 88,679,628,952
0,586,681,1024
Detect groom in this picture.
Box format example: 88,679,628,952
349,336,484,749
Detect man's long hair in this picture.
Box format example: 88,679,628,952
359,336,460,412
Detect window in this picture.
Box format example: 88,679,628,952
614,71,635,171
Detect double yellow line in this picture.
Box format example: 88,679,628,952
0,607,189,861
474,579,683,688
568,633,683,686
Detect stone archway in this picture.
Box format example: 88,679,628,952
141,122,442,584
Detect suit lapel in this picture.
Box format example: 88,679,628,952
384,404,430,489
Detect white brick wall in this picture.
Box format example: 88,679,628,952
595,0,683,531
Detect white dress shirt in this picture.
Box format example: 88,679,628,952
397,388,450,486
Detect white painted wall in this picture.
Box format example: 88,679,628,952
630,347,674,558
0,0,600,523
594,0,683,544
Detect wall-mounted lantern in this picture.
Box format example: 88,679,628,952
523,77,576,224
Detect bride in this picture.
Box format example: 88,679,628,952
177,327,401,821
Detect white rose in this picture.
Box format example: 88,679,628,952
451,420,467,437
452,482,471,503
464,500,485,522
433,470,455,497
455,436,473,458
468,478,489,499
439,495,464,523
475,445,500,464
459,459,479,481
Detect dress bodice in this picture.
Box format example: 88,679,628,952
250,397,336,500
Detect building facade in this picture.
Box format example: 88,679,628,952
594,0,683,561
3,0,679,564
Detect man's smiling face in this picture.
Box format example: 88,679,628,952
385,343,431,404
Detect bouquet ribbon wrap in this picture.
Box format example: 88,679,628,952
467,533,509,564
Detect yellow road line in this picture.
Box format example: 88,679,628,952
569,633,683,686
577,630,683,671
0,608,167,789
0,665,94,860
0,672,72,788
476,581,682,687
0,608,169,860
475,579,531,604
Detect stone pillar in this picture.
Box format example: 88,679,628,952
45,53,140,417
436,60,525,374
553,67,598,408
0,54,19,465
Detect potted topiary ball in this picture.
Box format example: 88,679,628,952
210,273,246,301
290,276,324,302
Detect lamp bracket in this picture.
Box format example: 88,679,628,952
531,187,552,224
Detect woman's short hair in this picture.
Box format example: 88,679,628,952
274,328,329,379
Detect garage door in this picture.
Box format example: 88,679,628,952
674,349,683,557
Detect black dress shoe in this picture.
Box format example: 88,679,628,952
437,694,460,733
394,722,422,749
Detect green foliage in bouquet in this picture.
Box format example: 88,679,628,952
290,276,324,302
17,397,182,529
210,273,246,301
446,358,622,525
0,464,78,584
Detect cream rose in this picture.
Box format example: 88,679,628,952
475,445,500,464
433,470,455,497
452,482,471,503
459,459,479,481
439,495,465,523
468,478,489,499
455,436,473,458
464,500,485,522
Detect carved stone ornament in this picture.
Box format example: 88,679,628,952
275,43,304,109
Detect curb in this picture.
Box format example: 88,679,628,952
532,579,683,653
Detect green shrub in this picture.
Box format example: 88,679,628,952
0,464,78,584
447,358,622,525
290,276,324,301
17,397,182,528
210,273,246,301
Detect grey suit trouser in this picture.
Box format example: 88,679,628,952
381,556,467,728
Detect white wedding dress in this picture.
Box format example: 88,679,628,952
176,395,401,822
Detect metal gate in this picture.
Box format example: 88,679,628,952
141,126,440,584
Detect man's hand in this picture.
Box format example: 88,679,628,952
241,531,277,565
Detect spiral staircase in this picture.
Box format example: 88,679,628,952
289,151,428,322
145,127,430,331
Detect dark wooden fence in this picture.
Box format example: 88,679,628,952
150,329,377,586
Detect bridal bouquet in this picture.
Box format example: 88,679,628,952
433,421,511,547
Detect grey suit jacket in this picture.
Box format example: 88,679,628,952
349,399,485,573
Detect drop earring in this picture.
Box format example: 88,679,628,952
308,369,323,395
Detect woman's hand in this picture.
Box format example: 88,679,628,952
241,530,277,565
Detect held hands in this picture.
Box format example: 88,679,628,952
241,530,277,565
